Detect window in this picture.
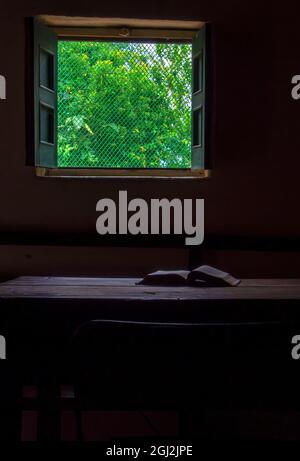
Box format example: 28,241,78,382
30,17,211,177
58,41,192,169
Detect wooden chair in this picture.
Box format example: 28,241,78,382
69,319,284,441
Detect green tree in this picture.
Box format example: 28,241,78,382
58,41,192,168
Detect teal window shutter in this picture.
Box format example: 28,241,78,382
34,19,57,167
192,24,212,169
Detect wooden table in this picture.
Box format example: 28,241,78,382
0,276,299,348
1,276,300,301
0,277,300,328
0,277,300,440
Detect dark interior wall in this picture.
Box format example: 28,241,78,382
0,0,300,277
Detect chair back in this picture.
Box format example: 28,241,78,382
70,319,285,410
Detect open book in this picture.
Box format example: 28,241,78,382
137,265,241,287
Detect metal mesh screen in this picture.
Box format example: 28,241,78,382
58,41,192,168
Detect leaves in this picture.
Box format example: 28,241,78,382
57,41,192,168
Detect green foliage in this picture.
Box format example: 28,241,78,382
58,41,192,168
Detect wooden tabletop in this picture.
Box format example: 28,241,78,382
0,276,300,301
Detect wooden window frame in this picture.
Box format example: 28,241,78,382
32,16,211,179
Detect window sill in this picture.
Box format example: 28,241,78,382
35,167,210,179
